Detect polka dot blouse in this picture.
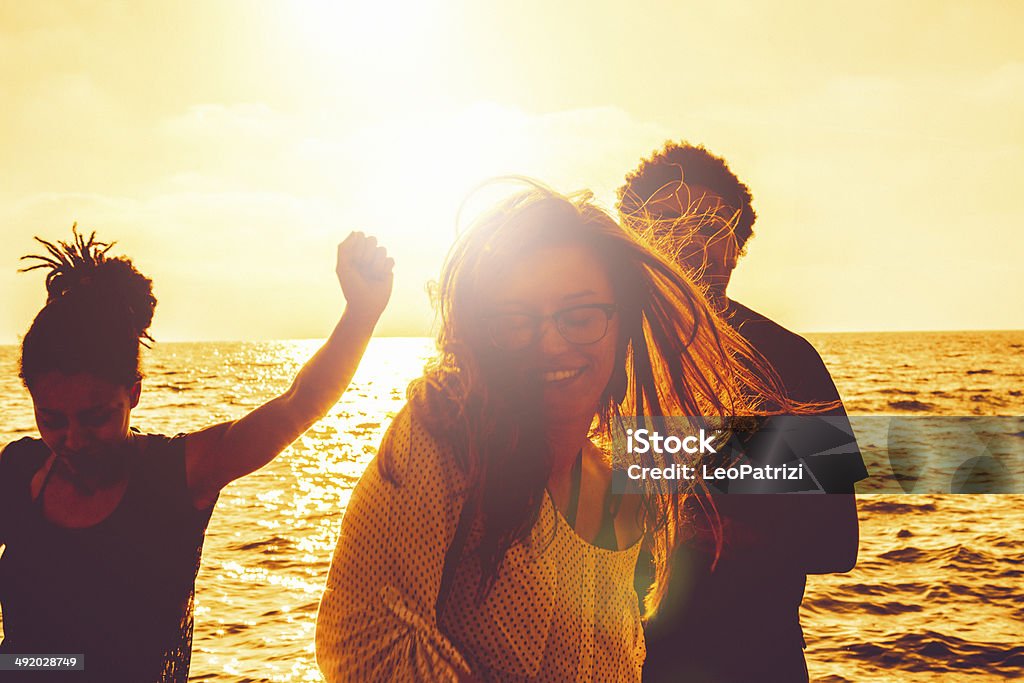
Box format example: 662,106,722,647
315,408,645,682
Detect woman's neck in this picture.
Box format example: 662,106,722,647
545,414,594,478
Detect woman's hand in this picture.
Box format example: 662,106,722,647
336,232,394,323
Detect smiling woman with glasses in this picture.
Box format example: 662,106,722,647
316,179,790,682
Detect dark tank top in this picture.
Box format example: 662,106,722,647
0,434,214,682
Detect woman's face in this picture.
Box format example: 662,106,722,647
29,371,139,474
482,243,620,424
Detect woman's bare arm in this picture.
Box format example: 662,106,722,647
183,232,393,509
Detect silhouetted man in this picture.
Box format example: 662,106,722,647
619,142,868,682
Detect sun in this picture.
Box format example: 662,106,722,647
280,0,435,76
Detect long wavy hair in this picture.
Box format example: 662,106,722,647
384,179,792,617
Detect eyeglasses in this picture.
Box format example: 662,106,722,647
484,304,618,351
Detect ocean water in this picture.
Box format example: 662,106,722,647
1,332,1022,682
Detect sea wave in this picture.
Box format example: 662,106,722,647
1,334,1022,683
845,632,1024,674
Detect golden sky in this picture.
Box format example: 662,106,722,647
1,1,1022,342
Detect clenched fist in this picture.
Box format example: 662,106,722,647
336,232,394,323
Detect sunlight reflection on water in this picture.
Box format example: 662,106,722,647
1,334,1022,682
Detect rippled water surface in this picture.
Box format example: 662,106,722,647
1,332,1022,682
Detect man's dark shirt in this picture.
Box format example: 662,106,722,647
641,300,867,683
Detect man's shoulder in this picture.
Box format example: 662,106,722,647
726,299,844,406
725,300,821,361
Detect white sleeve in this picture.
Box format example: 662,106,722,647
315,408,472,682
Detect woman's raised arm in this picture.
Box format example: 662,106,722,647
183,232,393,509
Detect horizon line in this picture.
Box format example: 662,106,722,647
2,328,1023,347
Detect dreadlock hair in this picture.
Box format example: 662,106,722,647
19,225,156,390
617,141,757,253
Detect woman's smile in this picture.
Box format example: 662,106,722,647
541,366,585,383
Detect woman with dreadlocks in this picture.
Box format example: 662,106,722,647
0,227,393,682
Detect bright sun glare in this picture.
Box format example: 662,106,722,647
276,1,544,246
284,0,432,75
